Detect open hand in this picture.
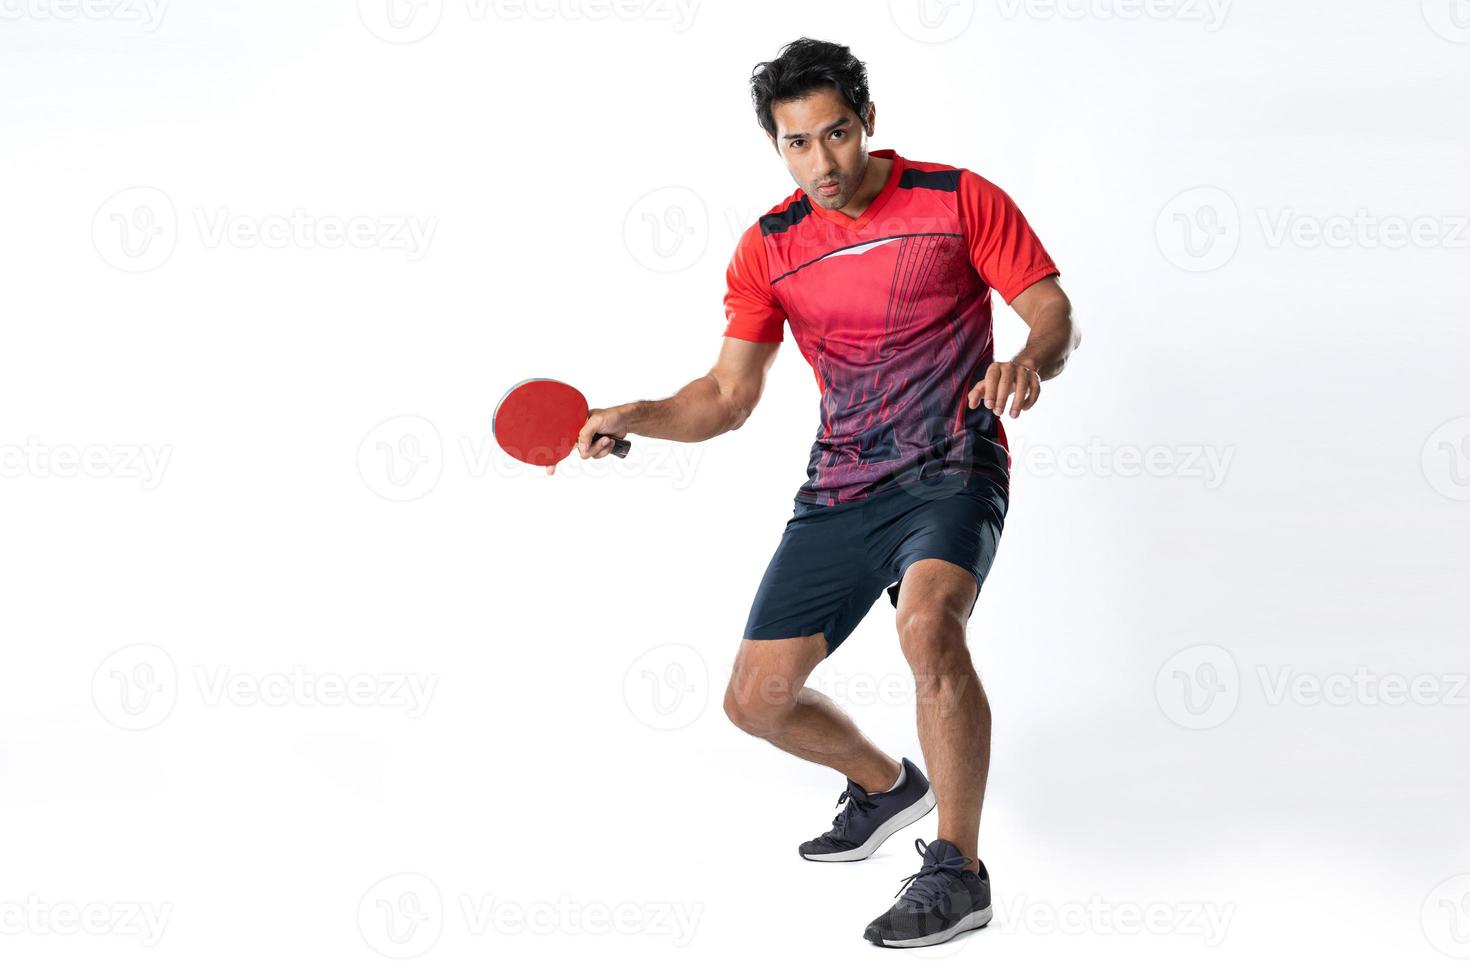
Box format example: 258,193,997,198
968,360,1040,419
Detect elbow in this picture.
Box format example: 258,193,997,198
726,398,757,431
1052,297,1080,354
1055,318,1081,376
1052,296,1078,347
706,371,761,432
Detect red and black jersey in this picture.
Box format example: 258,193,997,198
724,149,1059,506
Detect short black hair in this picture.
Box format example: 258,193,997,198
749,38,871,141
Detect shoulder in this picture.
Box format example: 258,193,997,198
898,153,1006,190
897,155,967,192
747,187,813,240
897,160,1032,244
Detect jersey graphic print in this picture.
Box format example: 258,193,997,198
723,150,1058,506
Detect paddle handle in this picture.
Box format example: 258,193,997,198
596,433,631,459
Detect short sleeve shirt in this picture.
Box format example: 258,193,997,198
723,149,1058,505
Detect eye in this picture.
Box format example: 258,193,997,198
830,129,846,140
791,139,805,149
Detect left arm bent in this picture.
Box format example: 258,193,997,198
969,275,1079,418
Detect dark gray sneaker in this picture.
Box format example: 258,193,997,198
863,838,993,947
798,758,936,863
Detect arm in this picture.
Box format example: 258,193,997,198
955,169,1077,419
969,274,1080,419
545,336,779,474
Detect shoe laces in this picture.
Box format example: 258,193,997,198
894,838,973,912
820,787,878,842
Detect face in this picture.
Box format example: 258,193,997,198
767,86,874,210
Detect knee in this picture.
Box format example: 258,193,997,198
722,674,797,738
898,609,977,712
896,606,967,666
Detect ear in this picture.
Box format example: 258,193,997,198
864,102,876,137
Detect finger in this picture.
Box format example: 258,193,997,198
590,435,613,459
1010,371,1034,418
576,418,601,457
992,367,1015,417
980,365,1002,411
545,463,556,475
967,382,985,411
1021,372,1041,412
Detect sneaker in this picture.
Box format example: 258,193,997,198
862,838,992,948
798,757,936,862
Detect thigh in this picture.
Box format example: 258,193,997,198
891,557,979,624
726,634,829,711
878,477,1008,612
742,500,888,656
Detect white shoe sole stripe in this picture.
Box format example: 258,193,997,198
801,786,937,863
876,905,993,948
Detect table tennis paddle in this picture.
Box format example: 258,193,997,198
492,378,631,467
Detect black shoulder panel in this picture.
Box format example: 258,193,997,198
759,197,814,236
898,168,961,192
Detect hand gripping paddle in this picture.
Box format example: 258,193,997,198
492,378,631,467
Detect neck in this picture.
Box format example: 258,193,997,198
838,153,892,220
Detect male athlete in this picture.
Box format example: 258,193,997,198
560,38,1078,947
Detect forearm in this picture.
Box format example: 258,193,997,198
620,373,748,443
1012,296,1078,381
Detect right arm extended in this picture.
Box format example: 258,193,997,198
548,337,779,473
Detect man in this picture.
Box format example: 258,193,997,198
560,38,1078,948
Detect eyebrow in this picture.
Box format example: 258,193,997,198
779,116,852,143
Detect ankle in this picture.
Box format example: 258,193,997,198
857,758,904,795
947,847,981,874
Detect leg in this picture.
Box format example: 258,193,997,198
723,634,901,794
893,558,988,872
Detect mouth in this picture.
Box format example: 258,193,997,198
816,180,840,197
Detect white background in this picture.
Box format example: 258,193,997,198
3,0,1468,974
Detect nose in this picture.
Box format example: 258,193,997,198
811,142,837,179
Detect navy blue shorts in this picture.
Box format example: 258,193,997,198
741,473,1008,656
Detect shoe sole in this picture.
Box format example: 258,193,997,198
870,905,993,948
800,786,937,863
